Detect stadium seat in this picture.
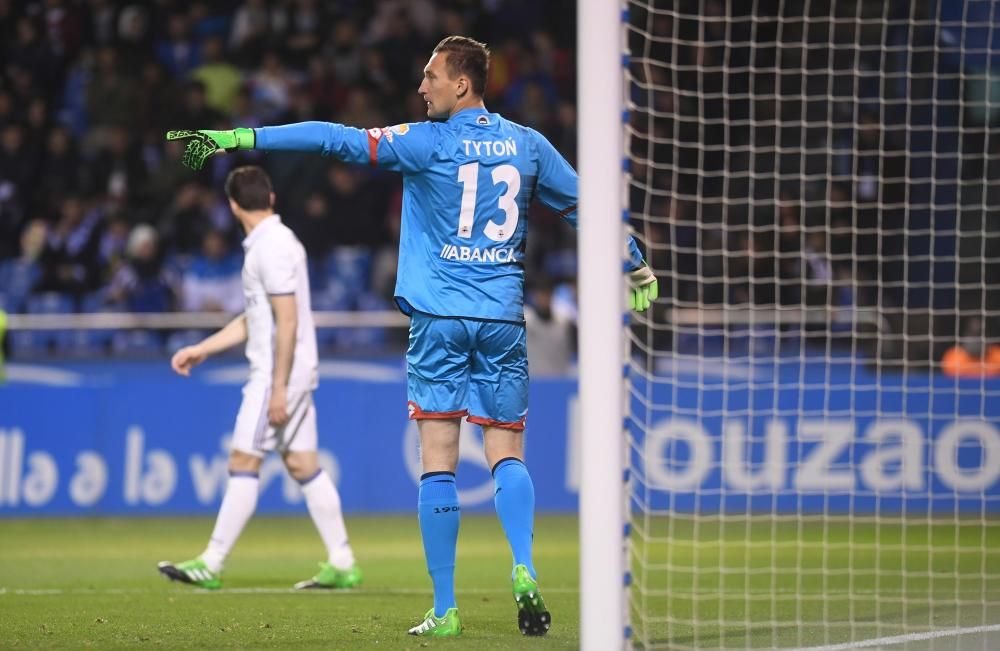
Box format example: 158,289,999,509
111,329,165,356
70,292,120,355
308,257,327,293
311,287,351,350
325,246,372,302
165,329,211,353
332,291,389,350
0,259,40,314
9,292,76,356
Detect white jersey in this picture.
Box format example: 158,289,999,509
241,214,318,391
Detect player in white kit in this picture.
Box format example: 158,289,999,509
158,165,361,590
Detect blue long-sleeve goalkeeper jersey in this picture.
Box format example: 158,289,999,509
254,107,644,322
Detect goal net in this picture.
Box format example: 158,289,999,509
622,1,1000,648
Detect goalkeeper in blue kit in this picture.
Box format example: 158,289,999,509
168,35,657,638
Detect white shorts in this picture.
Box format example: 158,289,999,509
231,382,317,457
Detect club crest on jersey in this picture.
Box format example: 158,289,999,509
390,123,410,136
476,115,489,125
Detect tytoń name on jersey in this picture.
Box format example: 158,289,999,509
463,139,518,157
439,244,517,263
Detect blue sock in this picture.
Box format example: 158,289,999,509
492,457,536,579
418,471,460,617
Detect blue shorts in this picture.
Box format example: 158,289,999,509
406,312,528,430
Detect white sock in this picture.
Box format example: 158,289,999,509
201,473,259,573
301,470,355,569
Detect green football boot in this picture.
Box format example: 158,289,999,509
293,562,363,590
157,558,222,590
512,564,551,636
407,607,462,637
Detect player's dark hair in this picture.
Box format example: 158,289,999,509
224,165,273,211
433,36,490,97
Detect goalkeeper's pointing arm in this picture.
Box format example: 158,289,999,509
166,122,407,171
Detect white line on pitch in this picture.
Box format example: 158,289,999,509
0,586,578,596
795,623,1000,651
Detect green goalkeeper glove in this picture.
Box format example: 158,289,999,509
628,265,658,312
165,128,256,171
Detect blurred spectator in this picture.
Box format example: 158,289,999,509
375,7,424,94
188,2,230,41
525,276,574,376
97,213,130,276
729,228,779,308
510,80,555,133
229,0,271,60
281,85,320,123
322,19,364,85
358,49,396,104
115,4,151,71
84,0,118,48
136,60,180,133
180,229,243,314
34,125,82,210
337,87,385,129
486,38,523,100
7,15,60,101
324,163,392,248
155,12,201,78
305,55,348,117
231,85,264,130
800,229,834,309
0,196,26,262
0,219,46,312
0,0,17,45
143,139,199,211
369,185,403,300
157,182,212,256
0,124,40,211
34,195,102,299
366,0,438,43
85,125,148,211
289,191,335,260
191,36,243,118
105,224,177,312
24,97,52,156
550,101,577,164
503,50,558,127
283,0,327,69
0,89,15,128
249,50,299,121
176,80,225,131
833,110,907,304
85,46,139,137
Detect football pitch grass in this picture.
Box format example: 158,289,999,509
1,515,999,649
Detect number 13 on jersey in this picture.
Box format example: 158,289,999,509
456,162,521,243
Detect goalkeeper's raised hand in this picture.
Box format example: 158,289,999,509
165,128,255,171
628,264,658,312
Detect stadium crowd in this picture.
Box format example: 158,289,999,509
1,0,997,368
624,0,1000,368
0,0,580,356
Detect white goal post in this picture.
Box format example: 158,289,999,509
578,0,629,649
579,1,1000,649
